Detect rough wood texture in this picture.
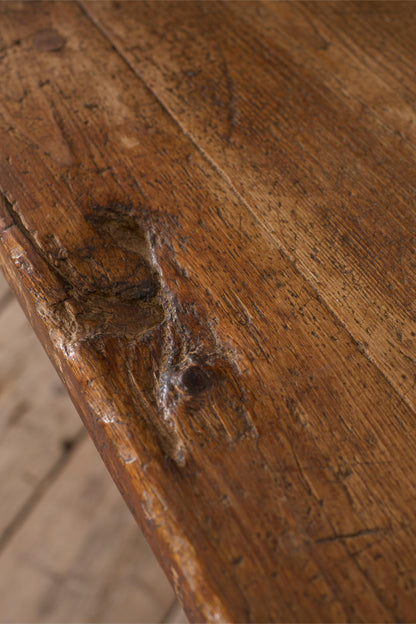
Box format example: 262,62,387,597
0,2,415,622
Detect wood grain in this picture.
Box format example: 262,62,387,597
84,0,416,409
0,2,415,621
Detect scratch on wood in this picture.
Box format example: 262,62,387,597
315,527,387,544
221,52,238,143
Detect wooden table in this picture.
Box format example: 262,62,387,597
1,2,415,622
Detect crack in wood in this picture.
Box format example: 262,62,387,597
315,527,387,544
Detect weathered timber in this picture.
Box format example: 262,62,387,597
0,2,415,622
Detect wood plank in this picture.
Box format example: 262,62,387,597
83,0,416,411
0,436,176,623
0,2,415,621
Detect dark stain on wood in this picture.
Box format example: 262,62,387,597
32,29,65,52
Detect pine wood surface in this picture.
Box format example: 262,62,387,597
0,274,185,623
0,2,415,622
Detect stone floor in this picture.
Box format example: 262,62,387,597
0,273,186,623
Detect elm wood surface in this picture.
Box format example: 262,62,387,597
84,0,416,410
0,1,415,622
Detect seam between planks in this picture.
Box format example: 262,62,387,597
77,1,416,423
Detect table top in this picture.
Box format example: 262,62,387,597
0,2,415,621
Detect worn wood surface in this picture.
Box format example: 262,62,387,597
0,1,415,621
0,274,185,623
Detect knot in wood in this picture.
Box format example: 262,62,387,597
179,365,213,396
